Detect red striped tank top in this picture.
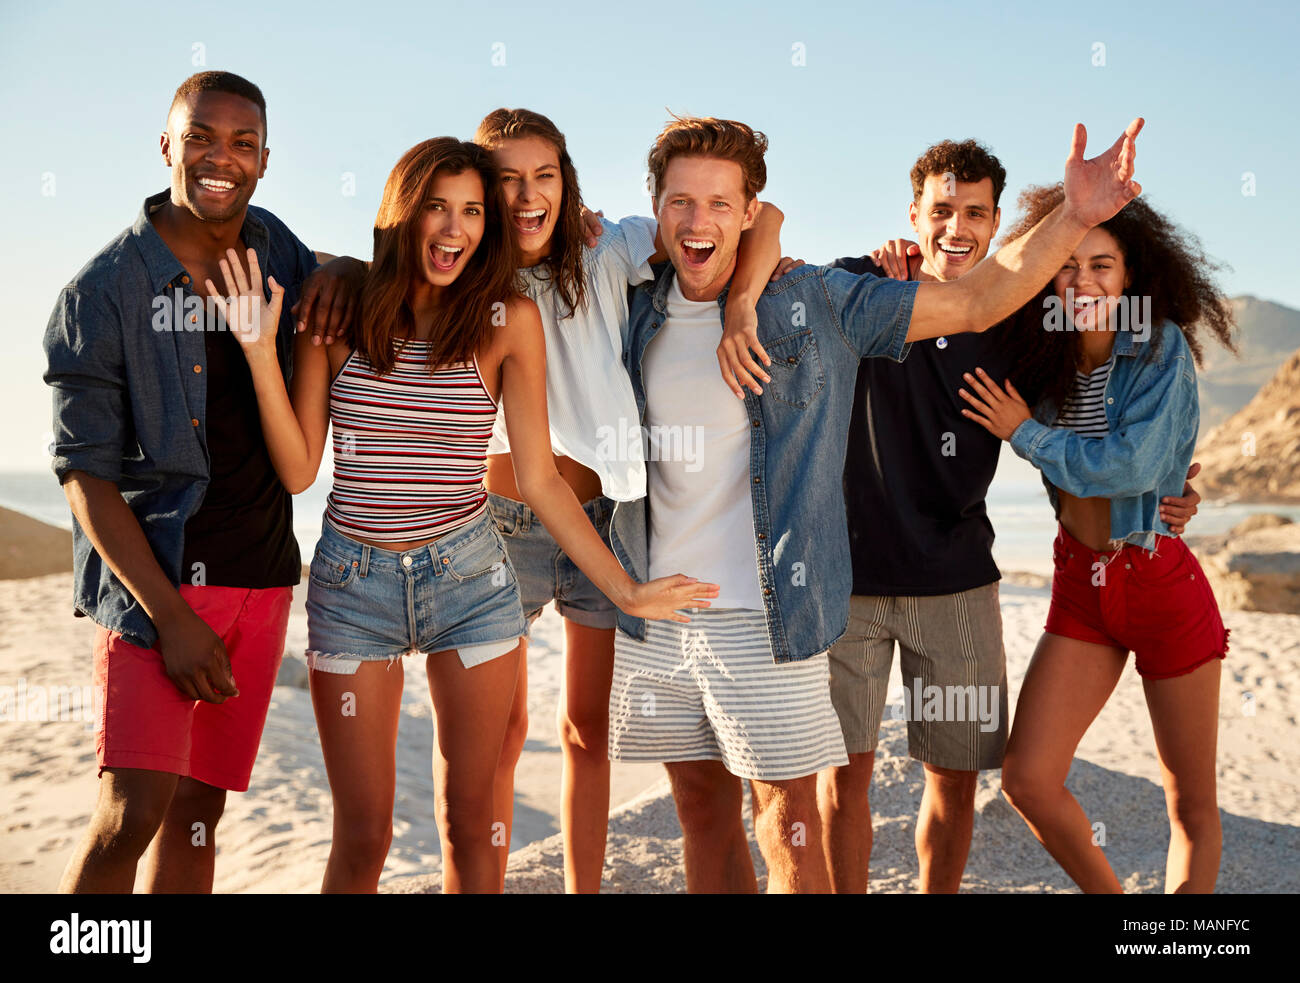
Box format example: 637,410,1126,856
324,339,497,542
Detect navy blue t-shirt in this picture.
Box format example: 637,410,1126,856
833,255,1018,596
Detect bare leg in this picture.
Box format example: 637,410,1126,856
493,642,528,889
59,768,178,893
427,645,521,893
1143,659,1222,893
1001,632,1127,893
664,760,756,893
750,776,831,894
817,752,874,893
558,620,616,894
916,764,978,893
140,776,227,893
310,660,405,893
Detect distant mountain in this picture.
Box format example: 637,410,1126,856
1195,347,1300,503
1198,296,1300,430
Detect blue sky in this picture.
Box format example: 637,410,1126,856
2,0,1297,470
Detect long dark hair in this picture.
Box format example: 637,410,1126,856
1000,184,1237,408
474,108,588,319
356,137,519,375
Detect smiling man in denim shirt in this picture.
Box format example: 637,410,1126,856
606,113,1146,893
44,72,318,894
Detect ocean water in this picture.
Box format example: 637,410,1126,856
5,453,1299,579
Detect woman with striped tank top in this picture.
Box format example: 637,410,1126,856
207,137,718,893
957,187,1236,892
299,110,784,892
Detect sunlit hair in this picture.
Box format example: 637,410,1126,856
910,139,1006,207
475,108,587,319
646,114,768,203
356,138,519,376
1000,183,1237,408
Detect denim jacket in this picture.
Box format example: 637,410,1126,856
610,263,917,663
42,191,317,649
1009,321,1198,551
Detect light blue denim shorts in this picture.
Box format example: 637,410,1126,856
305,509,527,673
486,492,618,631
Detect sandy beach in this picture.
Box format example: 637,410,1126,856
3,554,1296,893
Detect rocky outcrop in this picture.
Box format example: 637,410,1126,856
0,506,72,581
1195,349,1300,503
1189,515,1300,615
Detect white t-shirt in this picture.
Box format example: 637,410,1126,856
642,276,764,610
486,216,656,502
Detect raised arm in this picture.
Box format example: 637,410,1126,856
499,297,719,622
209,247,333,494
908,119,1144,342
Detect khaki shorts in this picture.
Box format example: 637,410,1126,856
827,583,1008,771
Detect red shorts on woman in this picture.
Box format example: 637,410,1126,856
94,584,293,792
1044,524,1228,680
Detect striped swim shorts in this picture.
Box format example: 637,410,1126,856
609,609,849,781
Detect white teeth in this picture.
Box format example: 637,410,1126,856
434,244,462,253
682,239,714,249
198,178,236,190
939,243,972,254
514,209,545,218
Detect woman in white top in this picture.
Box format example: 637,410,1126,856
473,108,784,892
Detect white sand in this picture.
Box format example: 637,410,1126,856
2,576,1297,893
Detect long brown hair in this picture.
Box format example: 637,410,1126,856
999,184,1237,408
474,108,588,319
356,137,519,375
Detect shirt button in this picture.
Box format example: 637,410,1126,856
1125,563,1132,569
763,588,772,596
936,337,948,349
751,420,760,428
180,275,190,284
1107,397,1114,404
753,476,761,484
442,557,449,565
402,555,413,567
757,533,766,540
191,418,199,427
193,364,202,373
651,321,659,329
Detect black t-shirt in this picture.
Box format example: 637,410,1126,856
181,323,300,589
833,255,1017,597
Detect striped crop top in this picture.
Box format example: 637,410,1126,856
324,340,498,543
1052,356,1114,437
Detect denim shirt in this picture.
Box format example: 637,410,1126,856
42,190,317,649
610,263,917,663
1009,321,1198,551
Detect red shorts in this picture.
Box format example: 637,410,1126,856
1044,524,1228,680
94,585,293,792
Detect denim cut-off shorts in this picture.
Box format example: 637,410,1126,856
305,509,527,674
486,492,618,632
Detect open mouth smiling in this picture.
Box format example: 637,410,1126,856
681,238,716,267
430,241,463,272
513,208,546,234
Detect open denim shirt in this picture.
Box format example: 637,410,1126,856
1009,321,1199,552
42,191,317,649
610,263,918,663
